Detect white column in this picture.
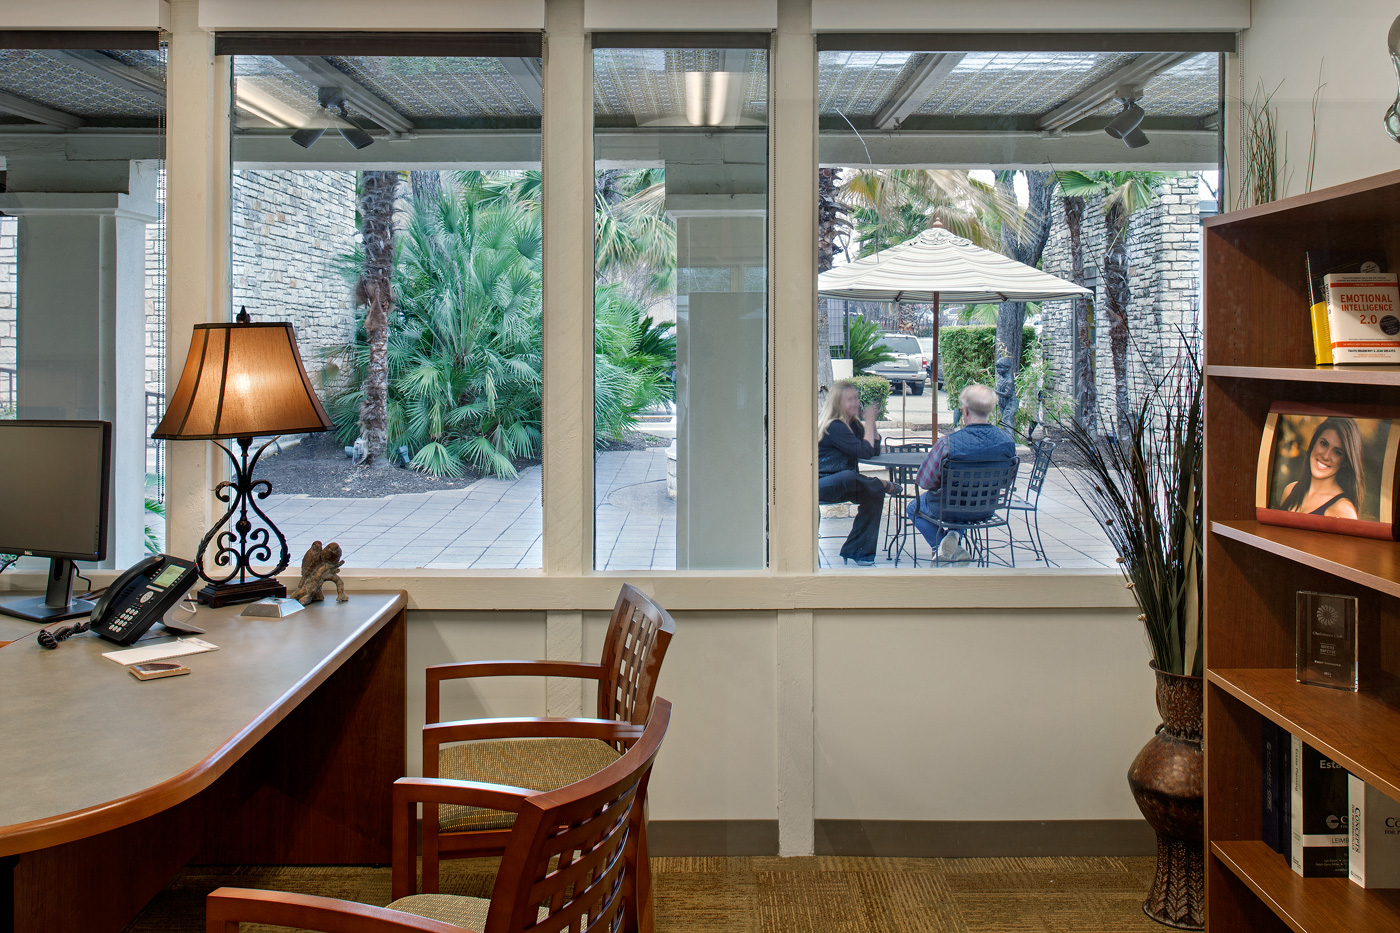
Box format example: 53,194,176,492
0,167,158,569
165,0,233,562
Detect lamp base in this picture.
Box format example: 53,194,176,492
197,578,287,608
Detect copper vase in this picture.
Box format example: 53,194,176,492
1127,663,1204,930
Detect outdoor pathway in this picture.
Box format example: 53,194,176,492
263,449,1116,571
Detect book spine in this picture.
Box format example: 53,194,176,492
1351,773,1366,886
1281,735,1292,853
1263,720,1280,852
1292,734,1304,874
1312,301,1334,364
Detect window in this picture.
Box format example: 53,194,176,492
816,39,1224,570
592,37,770,571
227,38,544,570
0,39,166,568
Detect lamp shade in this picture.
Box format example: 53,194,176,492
152,321,333,440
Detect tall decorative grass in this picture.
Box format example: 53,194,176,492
1060,343,1203,677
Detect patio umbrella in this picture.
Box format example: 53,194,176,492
818,222,1089,431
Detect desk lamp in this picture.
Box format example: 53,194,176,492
153,308,332,606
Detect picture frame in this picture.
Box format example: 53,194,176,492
1256,402,1400,539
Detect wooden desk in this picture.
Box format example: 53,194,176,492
0,591,407,933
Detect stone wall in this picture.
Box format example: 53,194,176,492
231,170,359,391
1039,176,1202,429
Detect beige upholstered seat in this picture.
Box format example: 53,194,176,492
438,737,621,832
206,701,672,933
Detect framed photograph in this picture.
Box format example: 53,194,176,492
1256,403,1400,539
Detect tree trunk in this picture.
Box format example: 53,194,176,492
816,167,844,402
994,170,1054,433
1103,197,1132,439
356,170,399,469
410,169,442,203
1063,195,1096,435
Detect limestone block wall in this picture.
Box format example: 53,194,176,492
0,217,15,413
230,170,359,391
1040,175,1202,428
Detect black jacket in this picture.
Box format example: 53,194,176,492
818,419,880,475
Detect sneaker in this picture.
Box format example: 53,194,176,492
950,545,974,565
938,532,962,561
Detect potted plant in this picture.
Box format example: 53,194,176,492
1060,346,1203,930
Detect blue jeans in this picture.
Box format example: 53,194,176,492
907,494,992,550
819,470,885,560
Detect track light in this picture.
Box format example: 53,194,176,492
290,87,375,150
1104,88,1149,149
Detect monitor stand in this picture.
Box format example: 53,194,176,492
0,558,95,623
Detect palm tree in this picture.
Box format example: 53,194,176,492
1060,193,1096,433
993,170,1055,431
354,169,399,469
816,166,847,401
1054,171,1176,437
594,168,674,308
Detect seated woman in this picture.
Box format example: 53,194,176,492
818,380,899,566
1280,416,1363,520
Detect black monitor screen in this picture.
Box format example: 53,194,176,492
0,420,111,561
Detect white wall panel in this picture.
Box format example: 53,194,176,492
585,609,780,821
199,0,543,31
0,0,167,29
1239,0,1400,196
812,0,1247,32
584,0,776,32
813,609,1159,821
405,610,547,776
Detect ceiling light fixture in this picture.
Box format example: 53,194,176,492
1104,86,1148,149
234,77,309,129
683,71,733,127
290,87,375,150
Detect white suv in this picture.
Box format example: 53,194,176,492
866,333,925,396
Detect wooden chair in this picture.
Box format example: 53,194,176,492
415,585,676,904
207,699,671,933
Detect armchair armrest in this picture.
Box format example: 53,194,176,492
426,660,605,723
207,887,467,933
422,717,646,774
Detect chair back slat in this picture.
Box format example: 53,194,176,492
486,699,671,933
940,458,1018,518
597,585,675,725
1025,440,1055,496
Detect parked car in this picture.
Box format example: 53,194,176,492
866,332,925,395
915,337,934,384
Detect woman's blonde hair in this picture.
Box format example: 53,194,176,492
818,380,860,441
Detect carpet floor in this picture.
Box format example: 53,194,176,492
126,855,1166,932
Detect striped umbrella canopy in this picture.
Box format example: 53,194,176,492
817,223,1089,306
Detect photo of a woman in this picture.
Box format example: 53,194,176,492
1278,417,1364,520
1258,404,1400,539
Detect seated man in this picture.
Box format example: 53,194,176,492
907,383,1018,563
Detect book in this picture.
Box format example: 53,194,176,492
1349,774,1400,887
1324,272,1400,363
1292,735,1351,876
1305,250,1386,364
1263,720,1288,854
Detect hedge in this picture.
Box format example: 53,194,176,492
849,374,892,419
938,325,1037,409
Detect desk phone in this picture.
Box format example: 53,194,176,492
88,554,201,645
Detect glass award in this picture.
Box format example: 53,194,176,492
1296,591,1360,691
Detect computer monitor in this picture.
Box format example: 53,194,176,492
0,420,112,622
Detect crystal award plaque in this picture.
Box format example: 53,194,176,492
1296,591,1360,691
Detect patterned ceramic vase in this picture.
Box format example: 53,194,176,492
1127,663,1204,930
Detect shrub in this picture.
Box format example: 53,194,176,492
939,324,1037,405
849,374,892,419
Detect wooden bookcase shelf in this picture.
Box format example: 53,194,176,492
1205,169,1400,932
1211,521,1400,600
1213,840,1400,933
1208,669,1400,801
1207,364,1400,386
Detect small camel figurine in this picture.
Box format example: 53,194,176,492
290,540,348,605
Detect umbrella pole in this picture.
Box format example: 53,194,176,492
932,292,940,438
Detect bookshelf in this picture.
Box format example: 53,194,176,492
1204,169,1400,932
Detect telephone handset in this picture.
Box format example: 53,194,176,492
87,554,201,645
